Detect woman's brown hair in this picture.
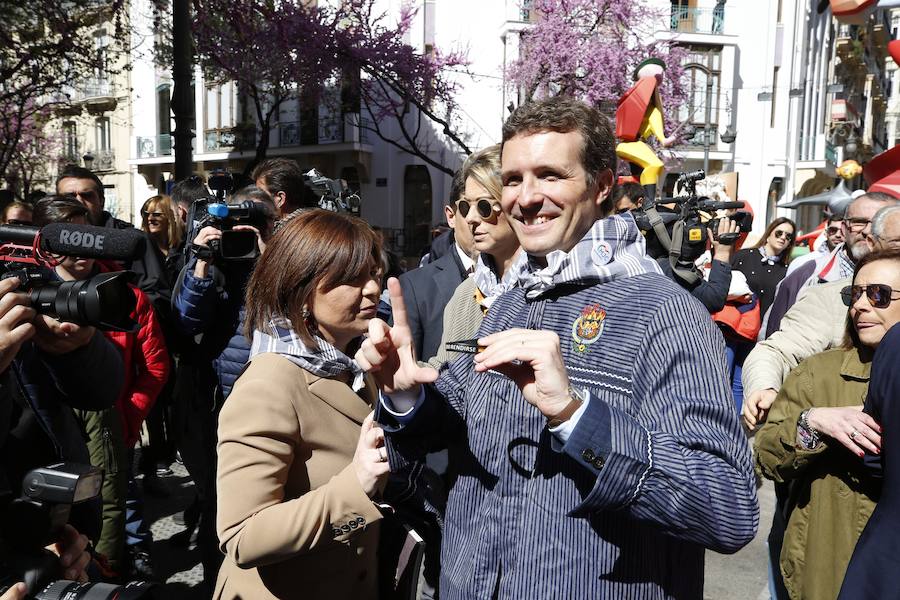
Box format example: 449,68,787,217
751,217,797,265
244,209,382,346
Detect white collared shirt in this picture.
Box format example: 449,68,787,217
455,243,475,275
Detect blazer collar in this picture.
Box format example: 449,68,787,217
302,370,376,424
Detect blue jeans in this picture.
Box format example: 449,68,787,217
724,339,753,413
125,454,150,549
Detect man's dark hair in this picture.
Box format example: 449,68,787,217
32,195,90,226
55,165,104,199
170,174,209,210
612,182,645,205
447,167,465,209
501,97,617,193
252,158,316,210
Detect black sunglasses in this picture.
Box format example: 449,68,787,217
456,198,497,220
141,210,164,219
773,229,794,241
841,284,900,308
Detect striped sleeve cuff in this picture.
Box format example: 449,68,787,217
563,394,653,514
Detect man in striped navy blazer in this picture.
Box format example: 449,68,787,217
358,97,759,599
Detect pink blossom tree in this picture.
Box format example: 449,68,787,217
0,2,129,184
507,0,688,135
190,0,469,175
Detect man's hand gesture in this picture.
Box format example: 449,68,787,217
355,278,437,395
474,329,573,420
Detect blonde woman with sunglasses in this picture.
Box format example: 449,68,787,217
755,249,900,600
428,145,522,366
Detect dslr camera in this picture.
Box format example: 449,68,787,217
0,223,140,331
187,198,271,262
302,169,360,214
0,463,157,599
186,169,271,262
631,170,752,284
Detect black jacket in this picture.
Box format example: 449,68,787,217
0,332,124,540
397,247,467,361
100,211,171,312
657,257,732,314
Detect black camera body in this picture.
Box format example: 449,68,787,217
302,169,360,214
631,170,752,284
188,198,270,262
0,225,138,332
0,464,157,599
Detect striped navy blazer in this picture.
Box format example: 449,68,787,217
379,272,759,599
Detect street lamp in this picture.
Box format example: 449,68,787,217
82,152,95,170
720,124,737,144
690,57,737,175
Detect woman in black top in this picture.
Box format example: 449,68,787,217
731,217,796,317
725,217,795,412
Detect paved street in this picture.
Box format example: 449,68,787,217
140,449,776,599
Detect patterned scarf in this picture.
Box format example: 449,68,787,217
250,316,365,391
513,212,662,299
472,251,525,310
758,247,780,265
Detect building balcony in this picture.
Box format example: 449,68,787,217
871,9,891,48
77,79,117,114
669,7,725,35
136,134,173,159
204,125,256,153
92,149,115,172
277,114,372,148
836,24,861,58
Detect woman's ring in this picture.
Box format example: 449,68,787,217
850,430,859,441
378,446,388,462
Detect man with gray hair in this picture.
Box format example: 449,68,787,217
743,202,900,428
764,192,899,336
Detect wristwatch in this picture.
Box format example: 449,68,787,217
797,409,820,450
547,386,585,428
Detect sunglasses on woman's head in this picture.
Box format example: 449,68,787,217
456,198,497,220
841,284,900,308
773,230,794,241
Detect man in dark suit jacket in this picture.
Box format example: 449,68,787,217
398,174,476,362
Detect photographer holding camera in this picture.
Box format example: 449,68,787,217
628,172,751,315
654,214,741,313
0,275,124,595
170,185,276,593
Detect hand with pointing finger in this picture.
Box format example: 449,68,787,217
354,277,438,395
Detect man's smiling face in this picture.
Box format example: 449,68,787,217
500,129,609,258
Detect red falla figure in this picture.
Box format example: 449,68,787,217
615,57,676,202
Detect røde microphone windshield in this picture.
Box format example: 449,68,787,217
0,223,146,260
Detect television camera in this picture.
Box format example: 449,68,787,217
631,170,752,284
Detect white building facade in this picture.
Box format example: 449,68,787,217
124,0,894,247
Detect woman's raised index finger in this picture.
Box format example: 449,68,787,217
387,277,411,330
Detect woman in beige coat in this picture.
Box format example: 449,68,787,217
215,210,391,600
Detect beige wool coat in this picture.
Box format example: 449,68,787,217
214,353,384,600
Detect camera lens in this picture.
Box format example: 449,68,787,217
35,580,158,600
29,271,137,332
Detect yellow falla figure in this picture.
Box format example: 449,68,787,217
615,58,676,200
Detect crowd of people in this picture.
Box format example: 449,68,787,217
0,95,897,600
